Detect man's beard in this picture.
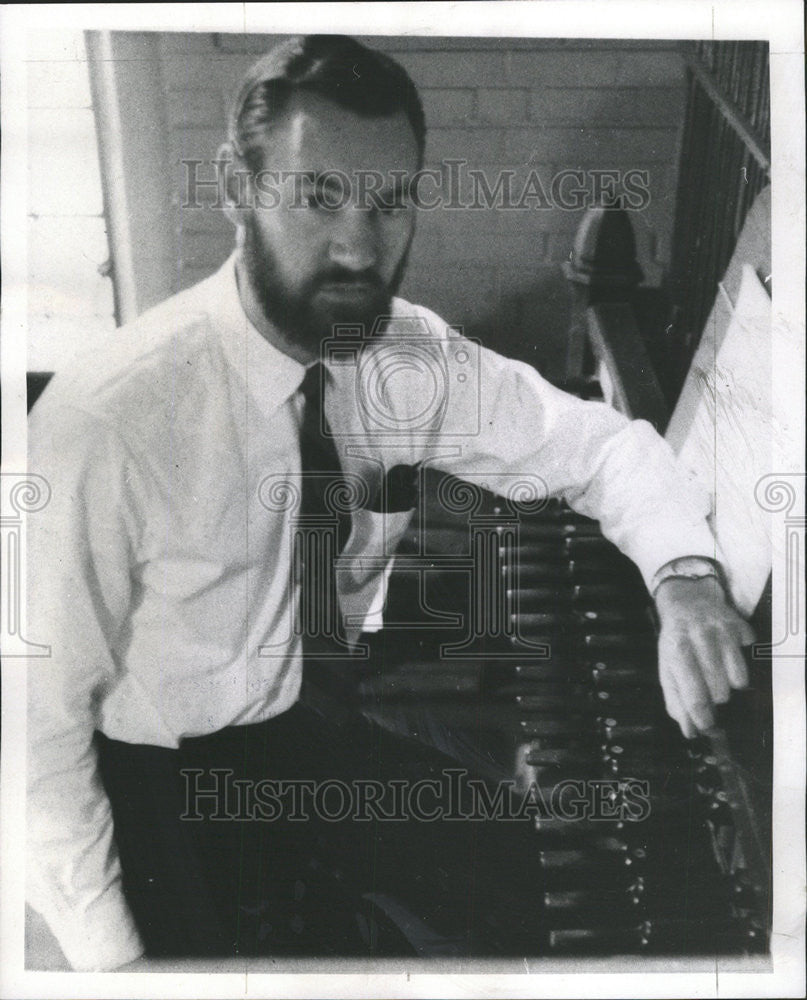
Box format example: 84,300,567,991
241,215,410,356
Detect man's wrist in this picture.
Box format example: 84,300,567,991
650,556,724,599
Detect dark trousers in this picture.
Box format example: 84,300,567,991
96,700,541,958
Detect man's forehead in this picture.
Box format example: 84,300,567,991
255,90,420,176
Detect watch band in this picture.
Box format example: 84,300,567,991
650,556,722,598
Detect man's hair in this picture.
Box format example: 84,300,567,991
229,34,426,171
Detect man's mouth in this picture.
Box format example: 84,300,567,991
316,281,379,298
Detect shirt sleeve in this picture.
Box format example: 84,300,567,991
26,403,147,971
425,334,718,590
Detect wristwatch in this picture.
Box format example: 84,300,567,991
650,556,723,598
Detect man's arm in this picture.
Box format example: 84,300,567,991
416,331,753,736
27,405,146,970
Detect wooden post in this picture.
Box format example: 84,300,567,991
562,206,669,431
563,204,643,385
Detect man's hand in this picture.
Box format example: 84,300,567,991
654,576,755,738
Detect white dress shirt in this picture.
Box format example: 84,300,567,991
26,252,717,970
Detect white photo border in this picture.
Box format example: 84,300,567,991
1,2,804,998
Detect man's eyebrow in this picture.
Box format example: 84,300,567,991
384,176,410,197
368,175,412,201
306,172,412,196
307,171,349,192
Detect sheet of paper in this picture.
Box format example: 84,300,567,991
674,263,772,615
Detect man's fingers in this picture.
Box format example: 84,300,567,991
660,669,696,739
690,627,731,704
736,617,756,648
721,633,750,690
659,631,714,733
719,608,753,688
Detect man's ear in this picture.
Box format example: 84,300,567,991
216,141,250,229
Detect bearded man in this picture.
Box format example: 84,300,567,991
26,34,752,970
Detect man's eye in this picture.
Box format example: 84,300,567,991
379,196,409,215
305,191,329,210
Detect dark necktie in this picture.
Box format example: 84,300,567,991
297,363,351,655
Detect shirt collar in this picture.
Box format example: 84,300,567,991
201,250,308,419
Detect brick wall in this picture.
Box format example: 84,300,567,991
156,34,686,377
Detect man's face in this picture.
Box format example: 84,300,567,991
239,91,420,359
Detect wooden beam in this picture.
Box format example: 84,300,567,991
586,302,670,432
685,54,770,177
86,31,176,321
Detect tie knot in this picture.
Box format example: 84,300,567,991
299,363,326,405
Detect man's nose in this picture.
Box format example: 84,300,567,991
328,205,378,272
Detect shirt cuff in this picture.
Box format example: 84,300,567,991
36,888,145,972
621,519,720,594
